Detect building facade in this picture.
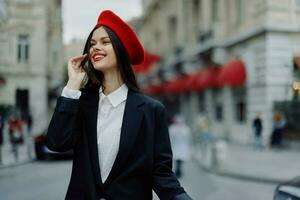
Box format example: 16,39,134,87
0,0,64,135
139,0,300,144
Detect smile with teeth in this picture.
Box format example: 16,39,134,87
92,53,106,62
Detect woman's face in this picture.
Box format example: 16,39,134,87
89,26,118,72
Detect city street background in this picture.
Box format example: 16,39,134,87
2,0,300,199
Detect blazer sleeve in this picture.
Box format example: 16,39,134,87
152,103,193,200
45,96,82,152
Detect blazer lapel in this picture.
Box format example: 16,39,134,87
104,90,145,186
81,89,104,189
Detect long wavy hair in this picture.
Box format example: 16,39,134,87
80,25,140,93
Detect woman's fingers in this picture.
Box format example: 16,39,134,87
71,54,87,62
66,54,87,83
69,54,88,69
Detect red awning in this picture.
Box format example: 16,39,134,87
143,59,247,95
163,67,221,94
218,59,246,87
143,84,164,95
183,71,202,92
134,50,160,74
164,80,178,94
195,67,221,90
164,76,187,94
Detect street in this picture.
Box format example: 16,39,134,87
0,159,276,200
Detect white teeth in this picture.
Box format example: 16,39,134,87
94,55,105,59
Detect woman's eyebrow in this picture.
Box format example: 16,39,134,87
91,36,110,42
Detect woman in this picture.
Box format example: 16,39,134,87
169,115,191,178
46,10,192,200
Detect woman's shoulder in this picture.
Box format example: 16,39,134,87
134,91,165,111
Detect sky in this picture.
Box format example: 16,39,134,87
62,0,142,44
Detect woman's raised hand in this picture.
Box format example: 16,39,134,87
66,54,87,90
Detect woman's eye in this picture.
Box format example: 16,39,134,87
103,41,111,45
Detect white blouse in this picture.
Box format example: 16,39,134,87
61,84,128,182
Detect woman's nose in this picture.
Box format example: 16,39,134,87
92,43,103,51
92,45,101,51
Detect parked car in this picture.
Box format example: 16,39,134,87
34,130,73,160
274,176,300,200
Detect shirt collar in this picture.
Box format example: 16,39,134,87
99,84,128,107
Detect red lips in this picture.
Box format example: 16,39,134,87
92,52,106,62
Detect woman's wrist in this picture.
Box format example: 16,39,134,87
66,80,81,90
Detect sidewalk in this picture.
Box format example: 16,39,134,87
0,142,34,169
193,141,300,184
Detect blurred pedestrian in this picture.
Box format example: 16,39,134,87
24,112,33,159
169,115,192,178
270,111,286,148
46,10,191,200
8,114,24,162
0,113,4,164
252,113,263,149
198,115,212,142
26,112,33,135
195,115,214,163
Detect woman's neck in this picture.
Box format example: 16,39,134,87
102,69,124,95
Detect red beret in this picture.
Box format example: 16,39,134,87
96,10,144,65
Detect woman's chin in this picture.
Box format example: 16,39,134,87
92,62,117,72
92,63,108,71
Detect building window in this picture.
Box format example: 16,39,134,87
215,104,223,121
236,0,245,25
211,0,219,26
168,16,177,49
17,34,29,63
193,0,200,30
233,87,247,123
236,101,246,122
212,88,223,121
154,30,161,51
198,92,206,113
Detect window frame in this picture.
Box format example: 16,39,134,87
17,34,30,64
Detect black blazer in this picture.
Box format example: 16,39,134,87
46,88,192,200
